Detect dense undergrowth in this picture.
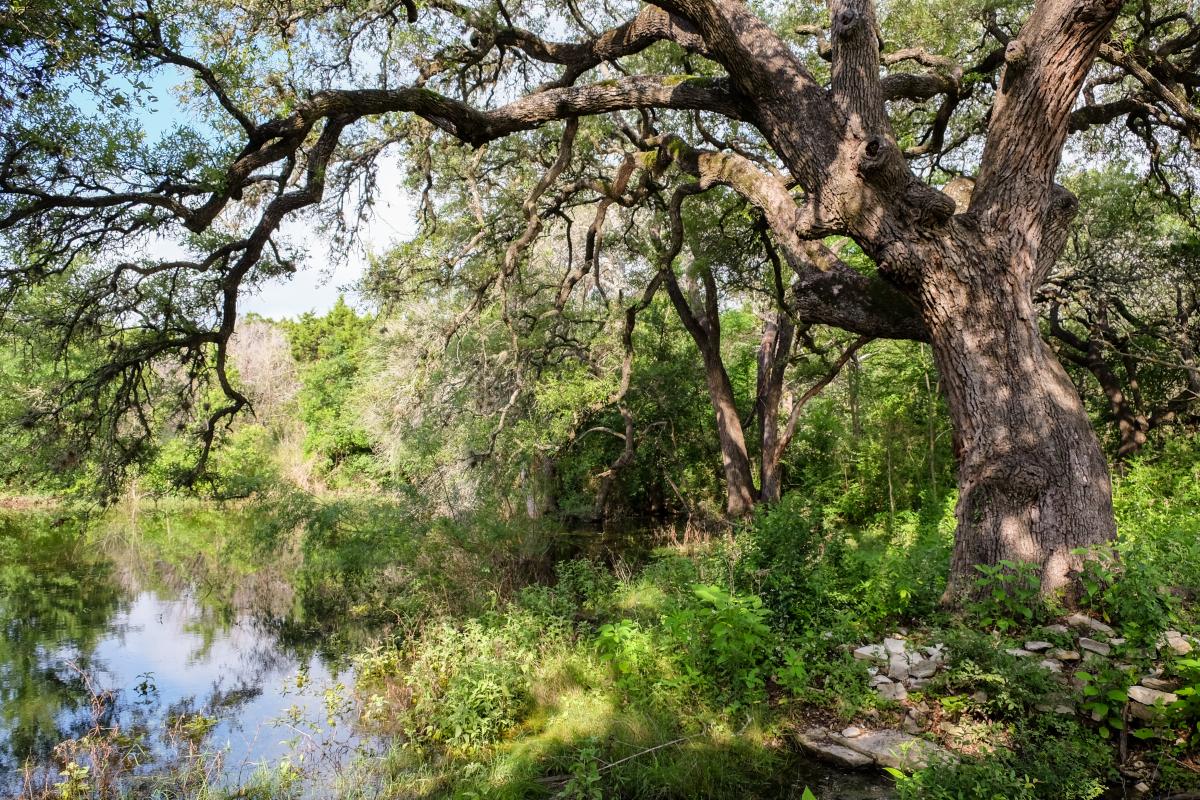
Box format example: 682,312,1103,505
304,437,1200,799
10,436,1197,800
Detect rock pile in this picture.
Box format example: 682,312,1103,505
1002,616,1198,721
844,617,1199,747
799,617,1200,778
853,636,947,702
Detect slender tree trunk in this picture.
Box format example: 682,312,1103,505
757,312,794,504
661,264,758,517
925,367,939,497
923,247,1117,598
703,351,757,516
759,428,784,504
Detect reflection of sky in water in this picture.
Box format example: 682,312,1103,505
93,591,351,765
6,587,364,792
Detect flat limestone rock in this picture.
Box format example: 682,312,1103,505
1128,685,1178,707
888,653,911,681
1079,638,1112,656
1047,649,1080,661
1024,641,1054,651
854,644,888,664
884,637,907,656
923,644,947,660
1164,631,1193,656
1066,613,1115,637
831,729,949,771
909,657,939,679
795,728,874,769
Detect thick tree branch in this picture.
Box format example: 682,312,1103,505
973,0,1124,215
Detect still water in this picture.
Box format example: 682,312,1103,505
0,507,366,793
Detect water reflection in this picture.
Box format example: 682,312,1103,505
0,509,360,792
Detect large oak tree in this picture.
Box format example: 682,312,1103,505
3,0,1200,596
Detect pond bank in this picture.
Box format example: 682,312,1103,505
3,486,1199,799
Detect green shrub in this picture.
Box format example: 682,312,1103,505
933,630,1059,719
361,615,548,751
737,494,834,631
556,558,617,614
1076,664,1137,739
662,584,776,698
774,633,876,719
1112,439,1200,626
892,717,1108,800
891,757,1038,800
1074,545,1177,643
967,560,1045,633
596,618,655,684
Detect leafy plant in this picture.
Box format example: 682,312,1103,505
1072,545,1177,640
774,647,809,695
967,560,1044,633
596,619,651,681
1169,656,1200,733
562,739,605,800
663,584,775,697
53,762,91,800
1077,667,1134,739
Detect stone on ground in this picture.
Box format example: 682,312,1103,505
795,728,874,769
831,729,949,771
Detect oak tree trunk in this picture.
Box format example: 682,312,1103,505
922,247,1117,598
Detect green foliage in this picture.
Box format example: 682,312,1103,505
283,298,378,484
890,758,1038,800
1110,439,1200,629
561,738,605,800
1168,657,1200,735
967,561,1044,633
1077,665,1136,739
1073,545,1177,643
359,615,543,750
933,630,1059,719
145,423,282,499
891,716,1109,800
665,584,775,697
596,619,652,682
738,494,830,630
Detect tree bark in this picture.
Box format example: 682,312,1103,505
922,243,1117,599
704,350,758,516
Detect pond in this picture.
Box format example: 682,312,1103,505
0,506,370,795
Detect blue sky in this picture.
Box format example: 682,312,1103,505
115,68,418,319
